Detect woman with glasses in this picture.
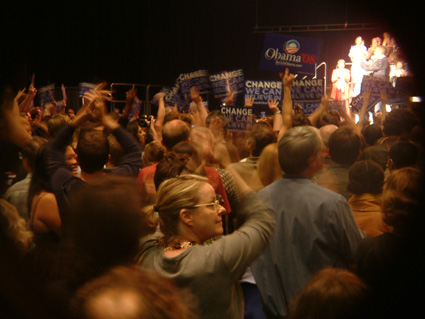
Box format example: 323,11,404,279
137,171,274,319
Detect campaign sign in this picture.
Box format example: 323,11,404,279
210,69,244,99
351,76,396,113
290,78,325,115
78,82,97,98
164,70,210,109
244,80,283,105
220,106,253,133
260,33,322,76
38,84,55,108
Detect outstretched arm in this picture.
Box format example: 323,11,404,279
268,99,282,133
357,90,371,132
308,94,330,127
277,68,295,141
190,86,208,126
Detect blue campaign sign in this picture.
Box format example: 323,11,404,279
210,69,244,99
78,82,97,97
38,84,55,108
260,33,322,76
290,78,325,115
220,106,254,133
164,70,210,107
244,80,283,105
351,76,404,113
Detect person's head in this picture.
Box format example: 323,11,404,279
355,36,363,45
290,267,368,319
359,145,388,171
142,141,166,167
152,175,226,245
162,119,190,151
64,175,155,285
316,112,340,128
362,124,383,146
347,160,385,195
278,126,324,177
246,123,277,157
0,199,33,256
375,45,387,57
65,145,79,177
258,143,283,186
76,128,109,174
337,59,345,69
69,266,198,319
381,167,421,234
388,141,418,171
319,124,338,149
292,113,312,127
126,121,145,146
47,114,68,138
67,108,75,119
328,126,362,166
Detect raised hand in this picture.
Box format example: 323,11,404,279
245,96,255,108
279,68,295,88
267,99,279,113
190,86,202,104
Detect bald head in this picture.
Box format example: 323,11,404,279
319,124,338,149
162,119,190,151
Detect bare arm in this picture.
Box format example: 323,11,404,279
152,92,165,135
277,68,295,141
308,94,330,127
191,86,207,126
357,90,371,132
268,98,282,133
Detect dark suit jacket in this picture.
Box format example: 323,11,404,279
360,57,390,80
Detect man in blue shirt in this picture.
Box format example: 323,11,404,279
252,125,363,319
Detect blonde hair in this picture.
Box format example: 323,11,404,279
0,199,33,255
150,175,209,243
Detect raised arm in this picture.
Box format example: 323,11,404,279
268,99,283,133
190,86,207,126
18,86,37,113
357,90,371,132
277,68,295,141
2,88,33,148
308,94,330,127
152,92,165,136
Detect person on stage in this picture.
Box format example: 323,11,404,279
348,36,368,97
331,59,352,116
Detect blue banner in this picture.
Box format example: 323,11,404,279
164,70,210,112
290,78,325,115
220,106,254,132
244,80,283,105
209,69,244,99
260,33,322,76
351,76,405,113
78,82,97,97
38,84,55,108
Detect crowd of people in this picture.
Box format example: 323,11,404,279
0,60,424,319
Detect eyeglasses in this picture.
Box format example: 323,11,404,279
190,195,223,211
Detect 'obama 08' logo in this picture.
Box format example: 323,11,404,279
283,40,300,54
